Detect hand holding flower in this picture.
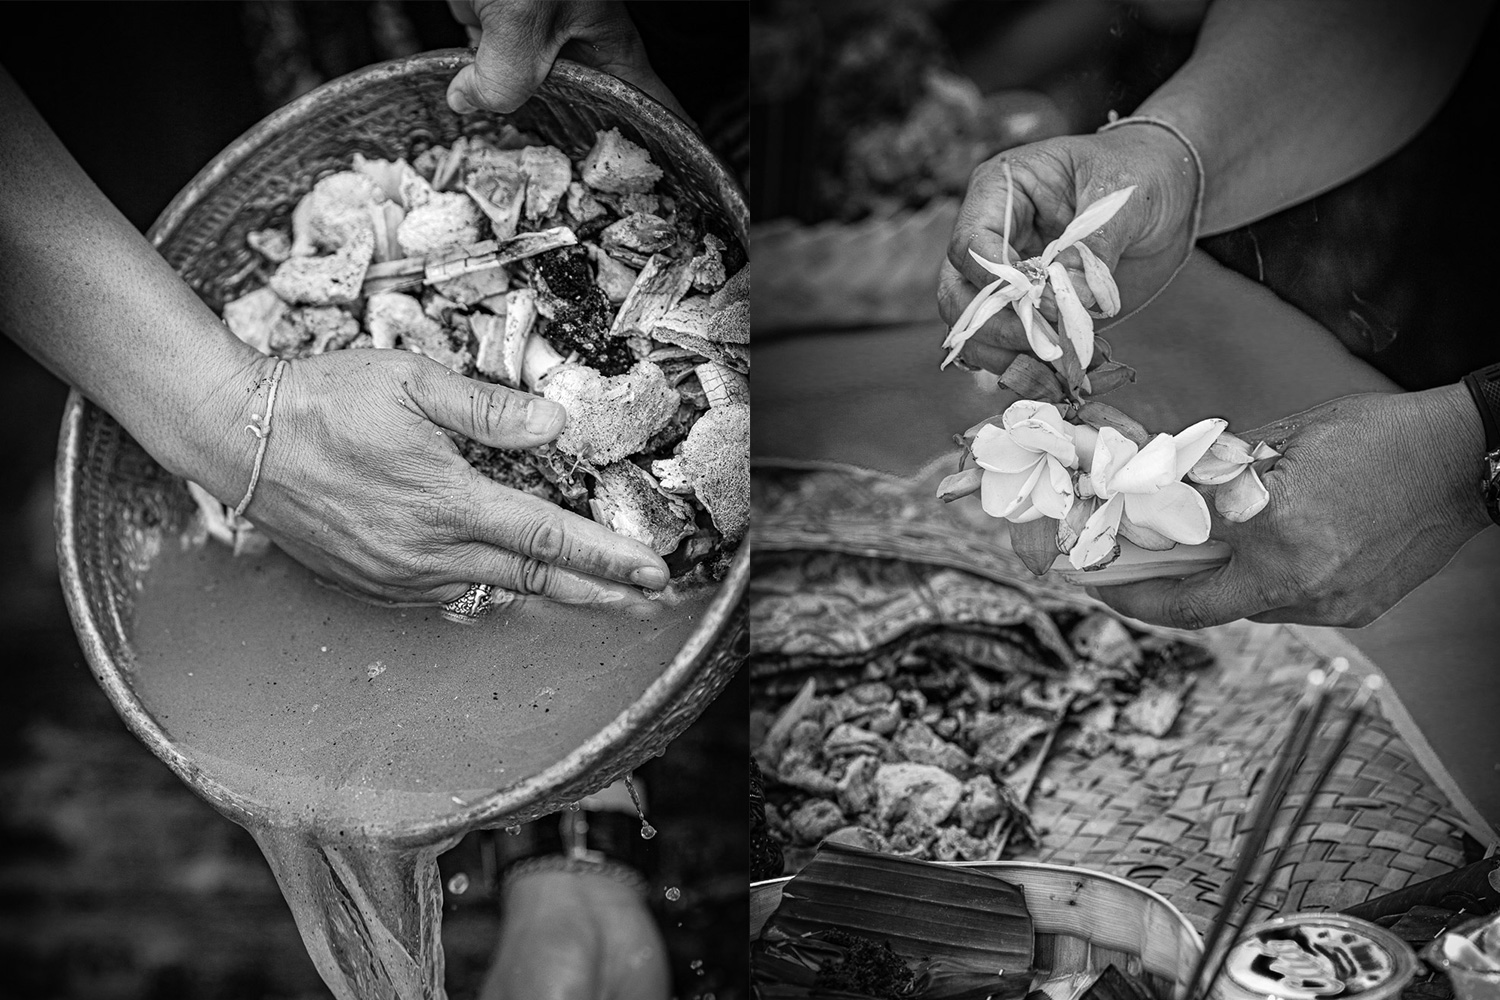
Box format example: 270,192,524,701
937,126,1198,376
1089,388,1492,628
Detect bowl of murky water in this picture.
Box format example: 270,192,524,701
56,51,746,998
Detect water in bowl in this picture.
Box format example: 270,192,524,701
126,537,712,998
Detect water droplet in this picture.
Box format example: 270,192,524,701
690,959,703,971
664,886,681,902
504,824,522,835
624,775,657,839
446,872,470,895
567,801,581,811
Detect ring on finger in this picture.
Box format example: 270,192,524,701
442,583,515,624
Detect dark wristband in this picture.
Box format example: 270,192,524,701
1461,362,1500,526
1462,361,1500,453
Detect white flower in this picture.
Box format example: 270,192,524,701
971,400,1079,523
1068,417,1224,570
1188,430,1280,523
942,186,1135,372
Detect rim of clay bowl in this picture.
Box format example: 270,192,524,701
56,51,748,848
751,861,1204,948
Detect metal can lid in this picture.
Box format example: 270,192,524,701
1212,912,1417,1000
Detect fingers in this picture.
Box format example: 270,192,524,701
461,479,670,590
448,1,560,114
408,367,568,449
443,542,648,605
937,259,1031,356
948,155,1037,275
448,0,689,124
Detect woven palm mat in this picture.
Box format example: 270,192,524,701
751,459,1483,934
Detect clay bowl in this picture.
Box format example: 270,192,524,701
54,52,748,847
752,862,1204,1000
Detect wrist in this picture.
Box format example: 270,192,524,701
140,335,277,507
1415,383,1493,534
1091,118,1200,260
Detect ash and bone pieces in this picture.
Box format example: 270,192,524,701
210,124,748,578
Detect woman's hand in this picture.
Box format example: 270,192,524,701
446,0,687,122
1090,387,1492,628
217,349,669,607
937,124,1198,374
480,867,669,1000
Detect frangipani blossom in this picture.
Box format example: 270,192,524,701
971,400,1078,523
1188,430,1280,523
942,186,1135,373
1068,418,1225,570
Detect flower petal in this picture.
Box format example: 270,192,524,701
1211,432,1255,465
944,277,1004,349
1123,481,1211,544
941,282,1029,368
1057,494,1099,552
1040,186,1137,266
1029,458,1075,519
1188,454,1248,485
1067,422,1100,473
1014,296,1062,362
1251,441,1281,461
972,425,1045,474
1047,262,1095,369
1008,420,1078,467
1108,433,1179,495
1003,399,1066,430
1008,501,1047,524
968,250,1035,289
1089,426,1138,499
1074,242,1120,317
1215,466,1270,522
1172,418,1228,480
1070,494,1124,569
981,463,1044,520
1118,514,1177,551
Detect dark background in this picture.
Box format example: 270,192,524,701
0,3,747,998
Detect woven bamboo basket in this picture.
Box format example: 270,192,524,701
752,861,1205,1000
55,51,749,843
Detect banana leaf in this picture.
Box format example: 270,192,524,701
753,843,1035,999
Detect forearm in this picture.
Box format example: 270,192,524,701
1136,0,1489,235
0,66,264,499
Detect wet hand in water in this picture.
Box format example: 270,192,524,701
234,350,668,607
1089,388,1491,628
445,0,689,122
481,868,669,1000
937,124,1198,375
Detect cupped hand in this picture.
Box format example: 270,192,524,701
446,0,688,122
235,349,668,607
480,868,669,1000
1089,387,1492,629
938,124,1198,374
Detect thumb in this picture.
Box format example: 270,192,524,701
408,370,567,448
448,16,561,114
